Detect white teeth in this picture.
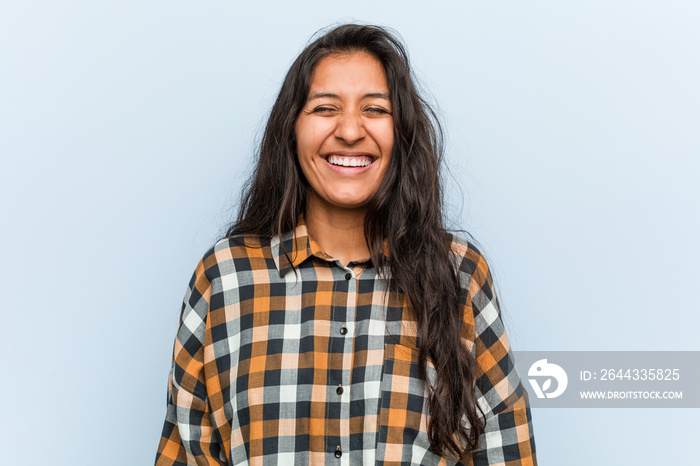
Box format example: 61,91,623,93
326,155,373,167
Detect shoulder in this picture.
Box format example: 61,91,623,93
196,233,274,281
447,232,489,275
447,232,495,299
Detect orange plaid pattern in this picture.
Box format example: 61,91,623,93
155,218,536,465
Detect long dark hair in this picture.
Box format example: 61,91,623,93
227,24,484,457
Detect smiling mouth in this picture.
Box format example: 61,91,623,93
324,154,375,167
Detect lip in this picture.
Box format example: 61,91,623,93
321,151,377,160
321,151,377,175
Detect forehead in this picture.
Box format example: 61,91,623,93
308,52,389,95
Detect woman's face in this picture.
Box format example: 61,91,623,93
295,51,394,214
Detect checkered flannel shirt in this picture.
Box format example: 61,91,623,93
155,218,536,465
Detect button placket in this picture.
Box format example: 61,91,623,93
337,265,355,462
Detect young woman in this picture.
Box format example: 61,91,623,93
156,24,536,465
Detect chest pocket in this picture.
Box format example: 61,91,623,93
376,343,455,466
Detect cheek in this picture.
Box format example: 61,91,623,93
296,118,334,155
373,122,395,154
383,134,395,155
294,121,311,155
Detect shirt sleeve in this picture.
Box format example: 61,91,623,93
155,259,226,466
459,251,537,466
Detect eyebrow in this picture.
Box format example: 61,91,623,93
307,91,391,101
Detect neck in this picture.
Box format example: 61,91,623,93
304,195,369,266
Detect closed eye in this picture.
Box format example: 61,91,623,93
366,107,391,115
312,106,337,114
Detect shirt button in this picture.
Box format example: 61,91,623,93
344,272,352,280
336,384,344,395
335,446,342,458
340,325,348,335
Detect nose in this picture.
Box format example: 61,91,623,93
334,112,365,145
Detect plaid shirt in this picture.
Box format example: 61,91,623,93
155,218,537,465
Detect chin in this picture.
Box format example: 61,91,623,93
336,191,376,205
331,200,371,210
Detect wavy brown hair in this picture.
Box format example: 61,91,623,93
227,24,484,457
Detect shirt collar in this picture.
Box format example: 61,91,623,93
271,214,389,277
272,215,324,277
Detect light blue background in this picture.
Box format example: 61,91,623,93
1,1,698,464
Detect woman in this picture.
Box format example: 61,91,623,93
156,24,536,465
